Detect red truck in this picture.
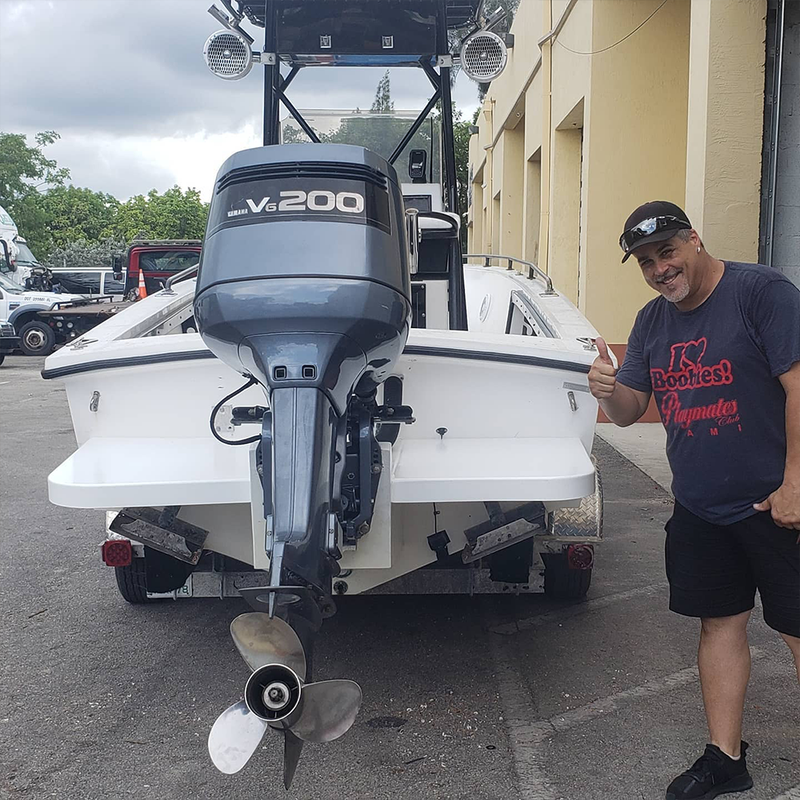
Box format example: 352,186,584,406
112,240,202,300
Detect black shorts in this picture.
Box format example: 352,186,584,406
665,501,800,638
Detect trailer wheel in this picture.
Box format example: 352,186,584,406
542,553,592,600
115,558,151,604
19,320,56,356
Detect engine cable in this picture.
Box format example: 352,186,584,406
209,376,263,446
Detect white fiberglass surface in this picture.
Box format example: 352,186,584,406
63,357,263,446
464,265,598,342
392,437,595,503
43,278,200,371
395,349,596,452
48,437,251,509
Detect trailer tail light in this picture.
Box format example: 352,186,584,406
102,539,132,567
567,544,594,570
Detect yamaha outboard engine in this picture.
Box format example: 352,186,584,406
195,143,412,613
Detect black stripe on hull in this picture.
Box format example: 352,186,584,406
42,344,590,380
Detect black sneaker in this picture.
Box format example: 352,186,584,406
665,742,753,799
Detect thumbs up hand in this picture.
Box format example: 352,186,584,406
588,336,618,399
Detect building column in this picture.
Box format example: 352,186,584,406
684,0,767,260
498,124,525,259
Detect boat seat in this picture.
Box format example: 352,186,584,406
414,212,460,279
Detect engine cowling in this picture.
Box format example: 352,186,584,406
195,143,411,414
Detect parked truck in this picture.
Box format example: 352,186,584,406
52,240,202,299
0,239,202,356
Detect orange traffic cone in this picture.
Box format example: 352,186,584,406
137,267,147,300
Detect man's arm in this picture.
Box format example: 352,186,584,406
589,337,651,427
753,360,800,532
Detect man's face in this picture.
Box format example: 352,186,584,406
633,231,700,304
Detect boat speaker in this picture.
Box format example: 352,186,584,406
460,31,508,82
203,29,253,80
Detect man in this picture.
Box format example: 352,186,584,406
588,201,800,800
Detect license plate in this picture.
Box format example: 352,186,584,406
147,575,193,599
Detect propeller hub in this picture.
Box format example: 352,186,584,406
264,681,292,711
245,663,302,722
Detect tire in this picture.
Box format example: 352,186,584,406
18,320,57,356
115,558,151,604
542,552,592,600
0,355,4,366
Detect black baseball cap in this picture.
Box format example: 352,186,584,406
619,200,692,262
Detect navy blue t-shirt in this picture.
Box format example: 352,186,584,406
616,262,800,525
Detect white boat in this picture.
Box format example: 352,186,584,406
44,0,603,786
44,239,602,595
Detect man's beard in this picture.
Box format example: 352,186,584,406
657,273,691,304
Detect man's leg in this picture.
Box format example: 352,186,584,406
665,508,756,799
780,632,800,683
739,511,800,685
698,610,752,759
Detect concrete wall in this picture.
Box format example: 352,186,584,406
468,0,769,345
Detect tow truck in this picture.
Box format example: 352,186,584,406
1,240,202,355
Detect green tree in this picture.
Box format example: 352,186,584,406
40,185,120,250
109,186,209,242
370,72,394,113
282,72,471,227
0,131,70,254
43,237,126,271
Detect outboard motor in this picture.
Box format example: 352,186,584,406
195,143,412,613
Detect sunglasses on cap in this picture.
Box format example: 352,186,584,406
619,215,692,254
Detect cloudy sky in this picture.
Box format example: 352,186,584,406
0,0,482,202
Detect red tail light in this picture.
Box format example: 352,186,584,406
567,544,594,570
102,539,132,567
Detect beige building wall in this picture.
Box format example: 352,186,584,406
684,0,767,258
468,0,767,347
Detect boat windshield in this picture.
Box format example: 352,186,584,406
282,109,442,183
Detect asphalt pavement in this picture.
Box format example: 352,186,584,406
1,354,798,800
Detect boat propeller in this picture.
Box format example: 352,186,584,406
208,612,362,788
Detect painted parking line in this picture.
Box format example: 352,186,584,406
489,641,768,800
490,582,668,636
525,650,765,740
773,786,800,800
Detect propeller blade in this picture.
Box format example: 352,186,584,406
208,700,268,774
230,612,306,679
290,680,362,743
282,729,305,789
